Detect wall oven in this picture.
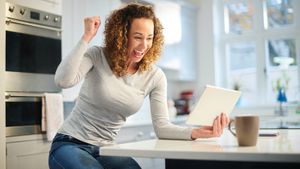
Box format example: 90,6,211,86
5,92,43,137
5,2,62,136
5,2,62,93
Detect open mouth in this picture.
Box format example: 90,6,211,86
133,49,144,57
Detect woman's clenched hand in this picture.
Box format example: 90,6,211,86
82,16,101,43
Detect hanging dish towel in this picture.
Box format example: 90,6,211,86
41,93,64,141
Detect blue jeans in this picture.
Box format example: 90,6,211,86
48,133,141,169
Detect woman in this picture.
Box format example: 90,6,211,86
49,3,229,169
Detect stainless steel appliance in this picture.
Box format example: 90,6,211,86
5,92,43,137
5,3,62,136
5,2,62,92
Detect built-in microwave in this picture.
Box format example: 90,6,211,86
5,2,62,93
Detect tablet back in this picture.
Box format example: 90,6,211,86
186,85,241,126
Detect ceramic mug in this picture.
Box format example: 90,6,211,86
229,115,259,146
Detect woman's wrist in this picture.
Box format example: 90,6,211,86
191,129,197,140
82,34,92,43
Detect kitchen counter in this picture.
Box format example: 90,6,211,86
101,129,300,169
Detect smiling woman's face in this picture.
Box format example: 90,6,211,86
126,18,154,64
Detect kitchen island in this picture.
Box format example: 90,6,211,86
101,129,300,169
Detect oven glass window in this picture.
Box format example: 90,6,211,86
6,31,61,74
6,101,42,126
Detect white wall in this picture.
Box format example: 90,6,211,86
0,0,6,167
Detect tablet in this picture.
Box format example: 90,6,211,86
186,85,241,126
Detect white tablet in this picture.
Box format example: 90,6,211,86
186,85,241,126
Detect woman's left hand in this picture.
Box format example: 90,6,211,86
191,113,229,139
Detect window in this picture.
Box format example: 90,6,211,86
264,0,294,29
220,0,300,106
266,38,299,103
226,41,257,106
224,0,254,34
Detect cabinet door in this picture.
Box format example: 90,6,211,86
134,158,165,169
157,5,197,81
116,124,156,143
6,139,51,169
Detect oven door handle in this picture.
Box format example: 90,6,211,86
6,18,62,32
5,92,45,100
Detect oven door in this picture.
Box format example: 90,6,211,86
5,19,62,92
6,94,43,137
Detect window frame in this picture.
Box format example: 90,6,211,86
217,0,300,106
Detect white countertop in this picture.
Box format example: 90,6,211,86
101,129,300,163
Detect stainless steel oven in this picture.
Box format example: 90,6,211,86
5,3,63,136
5,2,62,93
5,92,44,137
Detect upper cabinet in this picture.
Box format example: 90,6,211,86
155,1,198,81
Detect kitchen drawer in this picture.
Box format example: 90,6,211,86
6,135,51,169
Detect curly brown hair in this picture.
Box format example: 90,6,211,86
103,3,164,77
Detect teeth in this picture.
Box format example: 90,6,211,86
134,50,143,55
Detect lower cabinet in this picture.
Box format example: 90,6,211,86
116,124,165,169
5,123,171,169
6,135,51,169
134,158,165,169
116,124,156,143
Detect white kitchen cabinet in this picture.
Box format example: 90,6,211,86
116,123,155,143
134,157,165,169
6,135,51,169
116,124,165,169
115,117,185,169
5,124,159,169
157,4,198,81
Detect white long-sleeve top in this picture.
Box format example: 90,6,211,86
55,39,193,146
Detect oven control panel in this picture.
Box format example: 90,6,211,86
5,2,61,28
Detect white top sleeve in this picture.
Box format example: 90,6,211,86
55,39,93,88
150,71,193,140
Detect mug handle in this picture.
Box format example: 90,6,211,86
228,119,236,136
